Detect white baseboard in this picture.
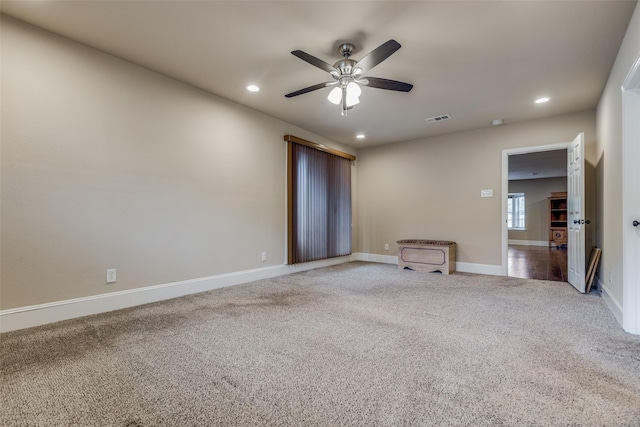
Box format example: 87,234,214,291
352,252,398,264
508,239,549,247
352,253,502,276
599,277,623,327
456,262,503,276
351,252,503,277
0,254,503,333
0,255,354,333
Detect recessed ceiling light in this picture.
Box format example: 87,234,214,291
356,134,365,139
246,84,260,92
535,97,550,104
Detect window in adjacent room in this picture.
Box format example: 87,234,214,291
507,193,526,230
285,135,354,264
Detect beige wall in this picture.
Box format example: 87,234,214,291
596,3,640,306
355,111,596,267
508,177,567,243
0,17,355,309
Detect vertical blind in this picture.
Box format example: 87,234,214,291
287,137,353,264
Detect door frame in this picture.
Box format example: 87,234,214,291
622,54,640,334
501,143,571,276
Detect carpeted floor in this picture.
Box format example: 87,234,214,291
2,262,640,426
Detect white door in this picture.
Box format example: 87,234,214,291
567,133,586,293
622,60,640,334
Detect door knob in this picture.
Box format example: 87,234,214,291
634,220,640,227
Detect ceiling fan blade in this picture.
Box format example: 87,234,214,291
285,81,335,98
291,50,338,74
354,39,401,74
360,77,413,92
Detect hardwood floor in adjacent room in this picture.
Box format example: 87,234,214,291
508,245,568,282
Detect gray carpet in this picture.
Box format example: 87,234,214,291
2,262,640,426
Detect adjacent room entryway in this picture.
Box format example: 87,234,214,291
502,136,586,291
502,146,569,283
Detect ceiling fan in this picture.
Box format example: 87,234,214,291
285,39,413,116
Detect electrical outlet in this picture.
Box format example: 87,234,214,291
106,269,117,284
261,252,267,262
384,243,389,251
481,189,493,198
609,270,613,284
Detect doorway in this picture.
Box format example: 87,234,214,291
501,143,574,280
505,149,568,281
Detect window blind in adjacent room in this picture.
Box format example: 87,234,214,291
285,135,354,264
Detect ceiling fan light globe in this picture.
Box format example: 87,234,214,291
345,82,361,107
327,87,342,105
347,82,362,97
346,97,360,108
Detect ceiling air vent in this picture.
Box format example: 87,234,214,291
425,114,451,124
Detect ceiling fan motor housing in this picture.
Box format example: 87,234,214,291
335,44,359,77
338,43,355,57
335,59,357,77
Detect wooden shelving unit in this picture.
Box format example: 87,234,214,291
549,191,568,248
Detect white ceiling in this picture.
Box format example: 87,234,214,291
1,1,637,148
508,149,567,181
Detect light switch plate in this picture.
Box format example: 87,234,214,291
106,269,117,283
481,189,493,198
